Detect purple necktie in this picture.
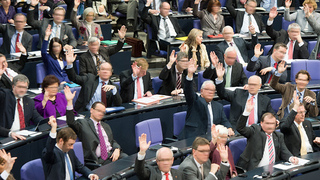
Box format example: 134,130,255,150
97,122,108,160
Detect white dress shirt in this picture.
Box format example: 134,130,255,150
158,15,177,40
257,133,275,167
11,98,24,131
240,12,260,34
132,75,145,99
228,41,245,64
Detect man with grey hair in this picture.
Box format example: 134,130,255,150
203,47,248,87
79,26,127,76
215,25,257,63
135,133,183,179
267,7,309,59
178,58,233,140
0,74,43,139
158,50,195,95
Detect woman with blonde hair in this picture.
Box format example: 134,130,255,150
180,28,210,68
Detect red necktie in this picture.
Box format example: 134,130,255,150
268,62,278,83
101,81,107,107
136,77,142,98
288,40,294,60
164,172,169,180
15,33,20,53
248,96,255,125
17,99,25,129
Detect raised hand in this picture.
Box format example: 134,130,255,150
277,60,287,74
146,0,153,6
292,90,300,110
30,0,39,6
210,51,219,67
0,149,17,173
269,7,278,20
16,43,26,54
118,25,127,39
0,61,7,77
304,4,311,17
195,0,200,4
65,49,77,65
64,86,76,102
187,58,198,75
240,0,247,4
48,116,57,128
211,124,219,144
217,144,228,162
168,50,177,68
245,96,255,113
215,62,225,79
285,0,292,8
254,44,263,57
138,133,151,154
44,24,52,40
74,0,80,8
42,90,50,108
180,42,187,52
131,61,141,77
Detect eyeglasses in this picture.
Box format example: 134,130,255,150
15,86,28,89
202,88,215,92
47,86,59,90
196,149,211,153
93,108,105,114
157,158,173,162
297,110,307,114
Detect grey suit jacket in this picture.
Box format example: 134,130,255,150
178,154,229,180
193,4,225,36
284,9,320,33
27,9,77,49
307,14,320,59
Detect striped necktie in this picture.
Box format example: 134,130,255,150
267,134,275,164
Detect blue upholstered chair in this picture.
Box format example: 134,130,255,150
173,111,186,137
135,118,163,148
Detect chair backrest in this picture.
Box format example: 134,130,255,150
308,41,317,55
152,77,163,94
282,17,294,31
193,19,201,29
73,142,84,177
146,24,153,40
21,159,45,180
74,60,80,75
58,3,67,11
198,71,210,91
263,45,273,56
135,118,163,147
243,66,256,79
228,138,247,165
113,81,121,93
290,60,307,81
270,98,282,113
223,104,231,120
0,37,3,47
72,27,79,40
306,60,320,80
178,0,184,12
61,86,81,106
220,0,227,7
36,63,47,84
173,111,187,137
32,34,40,51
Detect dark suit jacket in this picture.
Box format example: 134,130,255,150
134,157,183,180
0,55,28,90
65,0,92,19
0,24,32,55
66,67,122,112
178,154,229,180
246,55,287,84
203,62,248,87
236,114,293,171
178,78,232,139
0,87,43,130
79,40,124,76
158,65,196,95
27,9,77,49
280,110,320,156
22,1,54,20
181,0,208,12
226,0,265,33
138,0,167,15
266,23,309,59
66,110,122,164
216,82,275,130
119,69,154,103
0,126,10,137
216,36,258,63
41,135,92,180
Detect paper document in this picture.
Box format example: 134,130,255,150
273,158,310,170
16,130,41,136
57,115,85,121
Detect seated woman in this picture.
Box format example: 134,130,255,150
180,28,210,68
42,25,70,83
34,75,76,118
193,0,224,37
210,125,237,180
284,0,320,33
0,0,15,24
71,0,103,46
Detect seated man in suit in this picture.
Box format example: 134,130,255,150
141,0,185,51
226,0,265,34
203,47,248,87
65,51,122,113
280,91,320,156
138,0,165,15
22,0,54,20
178,136,229,180
158,51,193,95
257,0,284,11
79,26,126,76
181,0,207,13
135,133,183,179
267,7,309,59
0,74,43,134
178,58,234,140
27,4,77,50
42,117,99,180
216,26,258,63
270,64,318,119
0,13,32,55
0,45,28,90
247,43,288,85
67,95,127,166
237,98,299,171
120,58,154,103
215,64,275,130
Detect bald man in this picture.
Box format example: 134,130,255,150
134,133,183,179
215,64,276,130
